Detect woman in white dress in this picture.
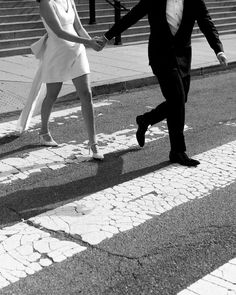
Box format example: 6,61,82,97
17,0,103,159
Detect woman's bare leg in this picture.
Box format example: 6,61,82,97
72,74,96,144
40,82,62,135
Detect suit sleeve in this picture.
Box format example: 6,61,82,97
196,0,223,54
104,0,148,40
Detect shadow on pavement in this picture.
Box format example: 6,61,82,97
0,145,170,226
0,144,44,159
0,134,19,145
1,183,235,295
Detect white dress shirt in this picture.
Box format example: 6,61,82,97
166,0,184,35
166,0,225,58
104,0,226,60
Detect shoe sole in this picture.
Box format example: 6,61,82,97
136,116,146,147
169,158,199,167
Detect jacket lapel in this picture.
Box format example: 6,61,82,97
164,0,187,37
175,0,188,36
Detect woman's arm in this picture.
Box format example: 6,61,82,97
39,0,101,50
70,0,90,39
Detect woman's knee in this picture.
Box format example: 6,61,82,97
43,93,58,104
73,75,92,98
78,87,92,101
45,83,62,102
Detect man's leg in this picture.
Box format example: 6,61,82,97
136,68,199,166
137,68,186,151
141,73,190,125
157,69,186,151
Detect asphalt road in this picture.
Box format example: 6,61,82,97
0,69,235,295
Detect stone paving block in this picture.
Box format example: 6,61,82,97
203,274,236,292
0,223,86,289
188,280,229,295
0,104,173,185
29,140,236,250
177,258,236,295
221,264,236,284
178,289,199,295
0,162,18,177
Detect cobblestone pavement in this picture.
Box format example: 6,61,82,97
0,100,192,185
0,102,235,293
177,257,236,295
0,138,235,292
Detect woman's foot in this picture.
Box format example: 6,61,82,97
39,132,58,147
89,143,104,160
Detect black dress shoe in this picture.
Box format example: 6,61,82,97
169,151,200,167
136,115,148,147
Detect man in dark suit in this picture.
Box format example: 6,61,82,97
99,0,227,166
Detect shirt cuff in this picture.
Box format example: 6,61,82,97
103,35,109,42
217,52,224,57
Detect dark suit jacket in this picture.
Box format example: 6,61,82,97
104,0,223,76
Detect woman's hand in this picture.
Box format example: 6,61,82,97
88,38,103,51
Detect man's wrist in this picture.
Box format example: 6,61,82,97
217,51,225,57
103,35,109,42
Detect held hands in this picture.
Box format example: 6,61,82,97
217,52,228,66
94,36,108,49
88,36,107,51
88,38,103,51
88,36,108,52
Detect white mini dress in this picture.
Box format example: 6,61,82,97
41,0,90,82
16,0,90,132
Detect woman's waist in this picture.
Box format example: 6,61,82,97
48,30,80,46
61,22,75,31
45,38,84,57
45,21,76,36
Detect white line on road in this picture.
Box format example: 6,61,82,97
0,101,192,184
0,140,235,290
0,100,113,138
177,258,236,295
0,223,86,289
30,140,236,245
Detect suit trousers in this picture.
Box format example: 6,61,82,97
142,66,190,152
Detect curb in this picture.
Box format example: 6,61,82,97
0,61,236,120
58,60,236,103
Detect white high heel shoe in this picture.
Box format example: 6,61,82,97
88,143,104,160
39,133,58,147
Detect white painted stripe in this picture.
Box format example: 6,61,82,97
0,223,86,289
178,258,236,295
30,140,236,245
0,122,174,184
0,140,235,290
1,101,234,186
0,101,112,138
1,100,193,184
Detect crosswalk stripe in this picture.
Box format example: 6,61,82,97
0,123,171,184
30,140,236,245
0,101,192,184
0,222,86,289
177,258,236,294
0,139,235,290
0,101,112,138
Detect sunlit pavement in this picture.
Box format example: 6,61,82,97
0,71,235,294
1,140,235,290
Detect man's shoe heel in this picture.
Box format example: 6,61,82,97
136,115,148,148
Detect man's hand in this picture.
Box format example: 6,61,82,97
87,38,103,51
94,36,108,50
217,52,228,66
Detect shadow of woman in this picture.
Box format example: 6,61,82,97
0,144,170,225
0,134,20,145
